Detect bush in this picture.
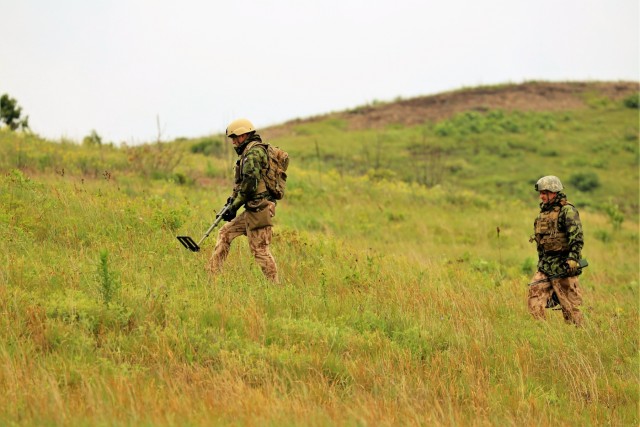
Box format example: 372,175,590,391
623,93,639,109
191,137,224,157
569,172,600,192
433,110,556,138
82,130,102,147
594,229,612,243
604,201,624,230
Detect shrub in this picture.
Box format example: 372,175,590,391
604,201,624,230
623,93,639,109
191,137,224,157
569,172,600,192
433,110,555,138
434,121,455,136
594,229,612,243
82,130,102,147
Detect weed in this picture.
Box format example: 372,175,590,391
604,201,624,230
521,257,536,275
97,250,119,306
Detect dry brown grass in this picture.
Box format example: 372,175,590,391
264,80,639,138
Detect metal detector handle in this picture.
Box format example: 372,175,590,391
527,258,589,286
197,203,232,246
561,258,589,275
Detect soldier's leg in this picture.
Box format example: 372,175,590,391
552,277,584,326
206,214,248,275
247,226,279,283
528,271,553,320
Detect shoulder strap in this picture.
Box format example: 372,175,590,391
243,140,262,154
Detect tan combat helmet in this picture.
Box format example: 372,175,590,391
226,118,255,137
535,175,563,192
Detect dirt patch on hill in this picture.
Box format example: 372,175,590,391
264,81,638,138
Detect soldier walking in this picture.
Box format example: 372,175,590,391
206,118,279,282
528,175,585,326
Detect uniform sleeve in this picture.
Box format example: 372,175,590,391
232,147,267,209
562,205,584,260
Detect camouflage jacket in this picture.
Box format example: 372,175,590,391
532,193,584,276
231,134,269,210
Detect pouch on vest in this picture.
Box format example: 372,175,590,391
535,208,569,253
246,199,275,231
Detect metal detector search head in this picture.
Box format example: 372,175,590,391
177,203,231,253
177,235,200,252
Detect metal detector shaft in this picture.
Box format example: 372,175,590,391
197,213,226,246
177,203,233,252
528,259,588,286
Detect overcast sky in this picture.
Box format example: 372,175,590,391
1,0,638,144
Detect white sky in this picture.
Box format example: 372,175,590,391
1,0,638,144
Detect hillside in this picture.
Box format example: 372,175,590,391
0,81,638,426
266,80,638,136
261,80,639,219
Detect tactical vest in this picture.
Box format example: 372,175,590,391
234,142,267,195
534,203,571,253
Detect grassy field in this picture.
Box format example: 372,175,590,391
0,82,638,426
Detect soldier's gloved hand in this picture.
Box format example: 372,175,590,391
226,196,234,205
565,259,579,274
221,205,237,222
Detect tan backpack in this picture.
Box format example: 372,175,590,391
249,142,289,200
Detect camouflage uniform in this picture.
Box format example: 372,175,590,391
528,191,584,325
207,133,279,282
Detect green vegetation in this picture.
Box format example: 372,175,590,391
82,130,104,147
623,93,639,109
0,83,638,426
0,93,29,131
278,108,639,217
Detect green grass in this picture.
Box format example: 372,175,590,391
277,106,639,218
0,83,638,426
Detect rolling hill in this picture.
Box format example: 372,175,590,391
266,80,638,135
0,80,638,426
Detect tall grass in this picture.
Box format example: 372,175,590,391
0,86,638,426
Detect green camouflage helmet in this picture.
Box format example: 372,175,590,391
535,175,563,192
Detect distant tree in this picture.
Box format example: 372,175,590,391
0,94,29,131
83,129,103,146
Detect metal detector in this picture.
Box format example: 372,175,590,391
527,259,589,287
177,204,232,252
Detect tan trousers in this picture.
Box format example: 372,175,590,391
206,209,278,282
528,271,583,326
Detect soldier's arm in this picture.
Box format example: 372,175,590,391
562,205,584,260
232,147,267,209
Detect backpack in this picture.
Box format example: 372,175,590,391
249,142,289,200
